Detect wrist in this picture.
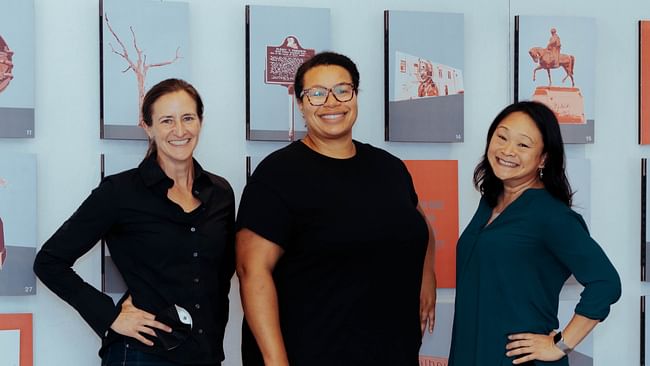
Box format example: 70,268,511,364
553,331,573,355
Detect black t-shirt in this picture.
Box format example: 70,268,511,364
237,140,429,366
34,155,235,365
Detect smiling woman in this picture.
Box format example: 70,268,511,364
449,101,620,366
235,52,437,366
34,79,235,366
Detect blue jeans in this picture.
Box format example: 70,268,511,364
101,342,180,366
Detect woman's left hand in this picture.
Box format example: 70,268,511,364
505,331,566,364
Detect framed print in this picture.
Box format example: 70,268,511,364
403,160,458,288
100,153,142,296
0,0,35,138
419,301,454,365
245,155,265,183
0,313,32,366
641,158,650,281
641,21,650,144
0,154,36,295
643,296,647,366
385,11,464,142
246,5,330,141
100,0,191,140
515,15,596,144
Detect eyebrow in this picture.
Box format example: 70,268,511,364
496,126,536,144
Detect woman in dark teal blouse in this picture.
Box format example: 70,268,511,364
449,101,620,366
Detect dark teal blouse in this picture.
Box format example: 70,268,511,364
449,189,620,366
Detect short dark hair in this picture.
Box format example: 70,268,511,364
141,78,203,157
473,101,573,207
293,51,360,101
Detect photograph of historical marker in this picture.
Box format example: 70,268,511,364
385,10,464,142
101,0,191,140
0,154,37,296
515,15,596,144
246,5,330,141
0,0,35,138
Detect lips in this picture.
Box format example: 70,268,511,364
168,138,191,146
496,157,518,167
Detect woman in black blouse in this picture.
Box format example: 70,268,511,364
34,79,235,366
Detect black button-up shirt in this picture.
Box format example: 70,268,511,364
34,155,235,364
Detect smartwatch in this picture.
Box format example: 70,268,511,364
553,331,573,355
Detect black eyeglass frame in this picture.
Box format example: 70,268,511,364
299,82,357,106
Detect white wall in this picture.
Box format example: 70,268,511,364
0,0,646,364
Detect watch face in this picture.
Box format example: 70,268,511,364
553,331,562,343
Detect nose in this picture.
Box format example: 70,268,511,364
502,142,515,155
322,90,340,107
173,119,185,136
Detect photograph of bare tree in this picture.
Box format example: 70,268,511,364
100,0,191,140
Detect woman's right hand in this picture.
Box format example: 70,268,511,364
110,295,172,346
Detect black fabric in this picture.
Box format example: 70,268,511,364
237,140,429,366
34,154,235,365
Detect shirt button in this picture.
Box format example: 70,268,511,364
193,277,200,283
193,252,198,258
195,303,201,309
190,227,196,232
198,329,203,334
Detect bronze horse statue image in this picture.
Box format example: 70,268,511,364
528,47,575,87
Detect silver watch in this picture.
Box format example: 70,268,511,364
553,331,573,355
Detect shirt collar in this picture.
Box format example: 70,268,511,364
138,153,210,193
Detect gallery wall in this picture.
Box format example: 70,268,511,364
0,0,647,364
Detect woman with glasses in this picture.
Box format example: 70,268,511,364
236,51,436,366
34,79,235,366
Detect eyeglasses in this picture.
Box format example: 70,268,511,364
300,82,356,106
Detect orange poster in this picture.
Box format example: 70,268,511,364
640,21,650,144
404,160,458,288
0,313,32,366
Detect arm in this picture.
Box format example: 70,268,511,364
417,204,436,335
236,228,288,366
33,179,121,337
507,207,620,363
506,313,598,364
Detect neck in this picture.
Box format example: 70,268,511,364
157,156,194,189
302,134,356,159
497,178,543,211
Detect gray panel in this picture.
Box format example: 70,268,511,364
0,246,36,295
0,108,34,138
103,124,147,140
388,94,464,142
559,119,594,144
248,130,306,142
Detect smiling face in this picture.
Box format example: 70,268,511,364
487,111,546,189
298,65,358,144
144,90,201,167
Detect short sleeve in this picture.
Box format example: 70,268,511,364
543,208,621,320
236,179,293,249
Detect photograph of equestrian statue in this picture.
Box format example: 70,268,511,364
385,10,464,142
515,15,596,144
0,0,34,138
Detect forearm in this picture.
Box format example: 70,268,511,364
239,270,289,366
558,313,599,350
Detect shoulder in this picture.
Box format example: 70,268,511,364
252,141,308,178
203,170,234,194
354,140,404,167
527,189,587,230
